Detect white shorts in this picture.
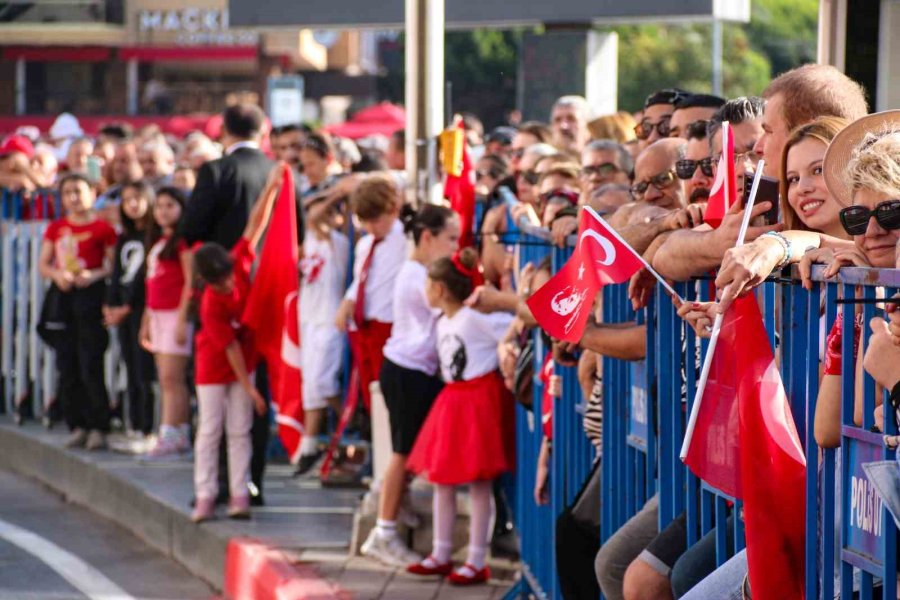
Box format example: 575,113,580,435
147,308,193,357
301,322,344,410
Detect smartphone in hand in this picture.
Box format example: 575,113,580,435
742,171,780,225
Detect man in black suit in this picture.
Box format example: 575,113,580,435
184,103,302,506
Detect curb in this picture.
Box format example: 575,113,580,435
0,424,350,599
225,539,351,600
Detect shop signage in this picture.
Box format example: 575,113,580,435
138,8,258,45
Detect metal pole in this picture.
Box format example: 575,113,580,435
15,58,25,116
404,0,444,206
126,58,139,116
711,18,723,97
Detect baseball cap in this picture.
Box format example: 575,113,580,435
0,135,35,159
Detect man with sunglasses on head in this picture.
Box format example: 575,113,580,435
669,94,725,139
650,98,775,282
635,89,689,152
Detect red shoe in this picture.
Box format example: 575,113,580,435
407,556,453,576
447,564,490,586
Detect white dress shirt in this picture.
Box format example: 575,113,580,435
344,219,408,324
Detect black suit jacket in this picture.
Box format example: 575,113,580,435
184,147,303,249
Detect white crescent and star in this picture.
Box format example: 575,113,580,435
578,228,617,266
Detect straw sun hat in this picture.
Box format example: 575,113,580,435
823,109,900,205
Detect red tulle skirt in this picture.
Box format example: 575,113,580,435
407,371,515,485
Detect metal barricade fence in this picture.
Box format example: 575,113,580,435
504,223,898,599
0,219,54,421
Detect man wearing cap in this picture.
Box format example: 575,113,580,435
635,89,688,152
668,94,725,139
0,135,45,191
485,126,517,161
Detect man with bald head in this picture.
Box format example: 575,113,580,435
631,138,685,210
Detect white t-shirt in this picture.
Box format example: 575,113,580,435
300,230,350,326
383,260,440,375
344,219,408,324
436,307,513,382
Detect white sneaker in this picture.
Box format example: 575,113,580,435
361,529,422,568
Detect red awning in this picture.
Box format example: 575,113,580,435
3,46,111,62
324,102,406,140
0,115,217,138
119,46,257,62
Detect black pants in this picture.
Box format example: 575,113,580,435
117,307,155,434
556,461,602,600
55,284,111,432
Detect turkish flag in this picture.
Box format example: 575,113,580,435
526,207,644,342
684,295,806,599
443,122,476,248
275,292,304,464
703,121,737,229
242,164,305,462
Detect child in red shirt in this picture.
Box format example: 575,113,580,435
139,187,194,460
190,188,275,522
38,173,117,450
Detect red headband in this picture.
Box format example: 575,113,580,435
451,251,485,287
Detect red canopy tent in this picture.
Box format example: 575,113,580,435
324,102,405,139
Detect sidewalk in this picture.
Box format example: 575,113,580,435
0,420,515,599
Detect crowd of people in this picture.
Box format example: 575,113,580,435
2,59,900,593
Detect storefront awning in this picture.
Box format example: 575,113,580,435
118,46,258,62
2,46,111,62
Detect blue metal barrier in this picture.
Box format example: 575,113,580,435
505,222,899,600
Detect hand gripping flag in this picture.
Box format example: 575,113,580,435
684,295,806,599
242,165,305,463
703,121,738,229
442,121,476,248
527,207,644,342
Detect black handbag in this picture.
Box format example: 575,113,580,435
36,284,70,350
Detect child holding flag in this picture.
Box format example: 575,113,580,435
334,174,407,410
406,248,514,585
190,177,276,522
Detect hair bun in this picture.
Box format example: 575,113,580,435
458,246,478,270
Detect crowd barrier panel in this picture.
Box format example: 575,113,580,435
0,188,60,221
0,219,54,421
504,219,899,600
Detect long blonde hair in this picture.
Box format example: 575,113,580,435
779,116,849,232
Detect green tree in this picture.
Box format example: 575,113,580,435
744,0,818,76
612,23,772,112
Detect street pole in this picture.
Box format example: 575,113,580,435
711,18,723,97
404,0,444,206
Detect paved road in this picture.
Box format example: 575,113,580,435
0,469,215,600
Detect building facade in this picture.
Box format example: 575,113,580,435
0,0,377,118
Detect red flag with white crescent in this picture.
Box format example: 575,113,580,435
704,121,737,229
526,207,644,342
242,165,305,463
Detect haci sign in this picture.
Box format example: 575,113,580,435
138,8,258,45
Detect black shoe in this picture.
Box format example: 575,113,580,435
491,527,520,560
293,451,323,477
248,481,264,507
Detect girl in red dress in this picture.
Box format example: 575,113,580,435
406,247,514,585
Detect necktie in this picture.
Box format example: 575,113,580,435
353,237,383,327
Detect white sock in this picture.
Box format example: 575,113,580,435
466,480,493,569
432,484,456,564
375,519,397,540
300,436,318,457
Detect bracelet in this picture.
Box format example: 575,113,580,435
759,231,792,270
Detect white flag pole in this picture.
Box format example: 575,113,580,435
582,206,684,304
679,158,766,461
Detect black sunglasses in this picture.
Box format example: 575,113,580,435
540,188,580,206
839,200,900,235
582,162,620,178
476,168,503,180
519,170,540,185
631,170,677,197
634,116,672,141
675,157,715,180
